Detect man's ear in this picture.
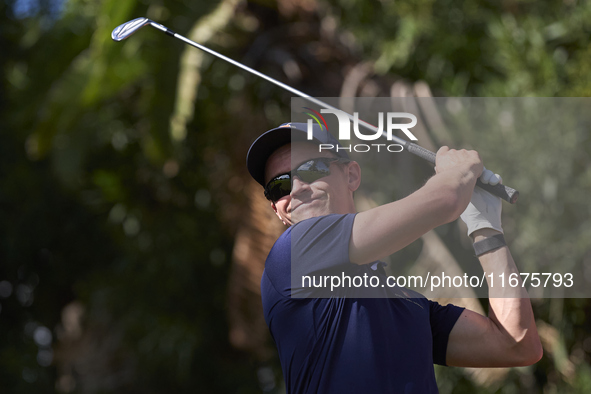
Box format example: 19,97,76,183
271,202,287,226
347,161,361,192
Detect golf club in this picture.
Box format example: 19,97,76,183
111,17,519,204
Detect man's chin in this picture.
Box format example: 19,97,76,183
291,202,329,223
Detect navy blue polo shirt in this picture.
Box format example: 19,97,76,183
261,214,464,393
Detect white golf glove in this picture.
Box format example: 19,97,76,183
460,167,503,237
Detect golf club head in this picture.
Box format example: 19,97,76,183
111,17,151,41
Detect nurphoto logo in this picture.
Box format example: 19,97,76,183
304,108,418,154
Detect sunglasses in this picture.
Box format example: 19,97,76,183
264,157,350,202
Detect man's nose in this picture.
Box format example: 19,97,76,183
291,176,310,196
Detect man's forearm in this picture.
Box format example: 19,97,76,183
475,229,543,365
350,170,477,265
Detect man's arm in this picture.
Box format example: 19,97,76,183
446,228,543,367
349,147,482,265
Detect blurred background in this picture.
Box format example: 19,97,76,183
1,0,591,392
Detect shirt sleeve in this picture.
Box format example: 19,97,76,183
291,213,357,277
263,213,357,299
429,300,465,366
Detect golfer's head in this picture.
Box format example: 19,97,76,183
246,123,360,226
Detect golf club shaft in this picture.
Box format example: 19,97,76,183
112,18,519,204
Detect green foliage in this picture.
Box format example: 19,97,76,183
1,0,264,392
325,0,591,96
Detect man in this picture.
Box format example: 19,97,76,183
246,122,542,393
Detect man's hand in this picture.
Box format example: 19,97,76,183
433,146,485,218
434,146,483,179
460,170,503,236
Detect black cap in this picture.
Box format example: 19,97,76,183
246,122,349,187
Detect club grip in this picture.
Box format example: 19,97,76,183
475,179,519,204
406,142,437,163
405,143,519,204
